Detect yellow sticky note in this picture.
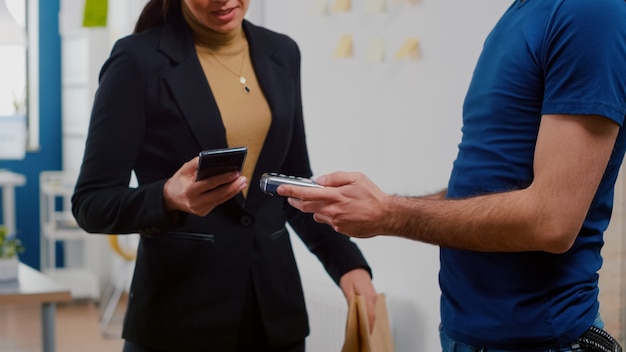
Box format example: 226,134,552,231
334,35,354,58
367,0,387,14
83,0,108,27
333,0,352,12
395,38,420,60
313,0,330,15
367,38,385,63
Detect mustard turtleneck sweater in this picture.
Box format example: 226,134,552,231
182,3,271,197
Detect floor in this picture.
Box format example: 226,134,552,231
0,297,125,352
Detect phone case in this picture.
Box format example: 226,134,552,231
196,146,247,181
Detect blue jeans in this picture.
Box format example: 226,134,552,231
439,315,604,352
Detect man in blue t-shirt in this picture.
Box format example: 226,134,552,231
279,0,626,350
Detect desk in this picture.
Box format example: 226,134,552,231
0,170,26,235
0,263,72,352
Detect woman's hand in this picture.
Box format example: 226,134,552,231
339,268,378,334
163,156,247,216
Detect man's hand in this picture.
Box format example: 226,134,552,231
278,171,390,238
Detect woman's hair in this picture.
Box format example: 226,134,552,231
134,0,181,33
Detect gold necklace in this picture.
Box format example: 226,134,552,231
208,45,251,94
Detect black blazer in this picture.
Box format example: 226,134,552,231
71,9,370,352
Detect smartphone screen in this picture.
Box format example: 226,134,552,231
196,146,247,181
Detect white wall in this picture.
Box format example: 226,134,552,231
256,1,512,351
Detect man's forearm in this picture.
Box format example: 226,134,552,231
414,189,447,200
381,189,558,253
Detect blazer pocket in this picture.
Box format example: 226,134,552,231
269,228,288,240
135,231,222,290
130,231,242,327
157,231,216,243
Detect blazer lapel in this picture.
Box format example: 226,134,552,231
157,18,299,211
243,21,297,210
160,16,229,151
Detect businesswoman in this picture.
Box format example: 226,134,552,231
71,0,377,351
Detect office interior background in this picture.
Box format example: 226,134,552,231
0,0,624,350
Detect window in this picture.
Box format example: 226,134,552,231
0,0,26,116
0,0,39,154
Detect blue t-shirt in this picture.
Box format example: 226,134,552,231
442,0,626,349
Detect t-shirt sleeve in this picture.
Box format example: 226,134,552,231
541,0,626,125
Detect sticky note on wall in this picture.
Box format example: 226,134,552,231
333,0,352,12
395,38,421,60
83,0,108,27
367,38,385,63
335,35,354,58
313,0,330,15
367,0,387,14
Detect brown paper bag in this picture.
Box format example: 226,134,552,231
342,293,395,352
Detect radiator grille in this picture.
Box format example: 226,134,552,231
303,280,348,351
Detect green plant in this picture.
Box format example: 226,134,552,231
0,226,24,259
12,85,27,114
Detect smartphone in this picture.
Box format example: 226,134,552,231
260,172,323,196
196,146,247,181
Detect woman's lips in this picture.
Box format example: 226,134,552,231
213,7,236,21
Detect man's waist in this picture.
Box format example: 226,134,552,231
441,325,622,351
573,326,622,352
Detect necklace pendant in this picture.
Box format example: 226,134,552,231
240,76,250,94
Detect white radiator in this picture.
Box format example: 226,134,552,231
302,277,349,351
